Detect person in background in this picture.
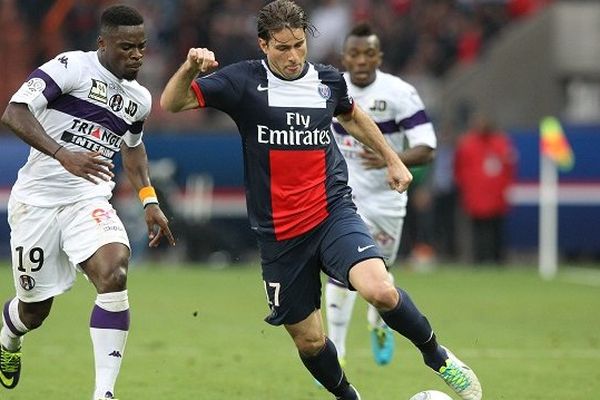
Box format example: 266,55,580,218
326,23,437,367
0,5,175,399
431,126,458,262
160,1,481,399
454,112,516,264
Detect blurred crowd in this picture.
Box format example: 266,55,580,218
0,0,551,132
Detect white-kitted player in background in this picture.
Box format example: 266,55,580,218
325,23,480,400
326,23,437,366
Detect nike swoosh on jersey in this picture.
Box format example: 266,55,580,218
357,244,375,253
256,84,269,92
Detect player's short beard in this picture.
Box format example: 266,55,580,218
123,71,138,81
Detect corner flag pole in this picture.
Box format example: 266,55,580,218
538,117,574,280
539,154,558,280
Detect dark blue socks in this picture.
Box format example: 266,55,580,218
300,337,354,398
380,288,447,370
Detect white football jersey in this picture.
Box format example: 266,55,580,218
332,70,436,225
9,50,151,207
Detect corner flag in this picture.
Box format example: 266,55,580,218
539,117,574,171
538,116,574,280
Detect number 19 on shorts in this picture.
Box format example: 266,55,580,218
15,246,45,272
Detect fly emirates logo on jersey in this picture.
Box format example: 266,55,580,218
257,112,331,147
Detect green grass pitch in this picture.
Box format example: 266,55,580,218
1,263,599,399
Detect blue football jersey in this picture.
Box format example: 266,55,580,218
193,60,354,241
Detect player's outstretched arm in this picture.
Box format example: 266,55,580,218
121,143,176,247
1,102,114,184
160,48,219,113
337,105,412,193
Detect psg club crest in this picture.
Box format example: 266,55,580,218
19,275,36,291
318,83,331,100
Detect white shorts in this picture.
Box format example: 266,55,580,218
8,197,130,303
360,213,404,266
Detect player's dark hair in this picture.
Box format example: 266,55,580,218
100,5,144,31
347,23,375,39
345,22,382,45
343,22,381,50
257,0,315,42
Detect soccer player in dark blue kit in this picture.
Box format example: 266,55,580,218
160,1,481,399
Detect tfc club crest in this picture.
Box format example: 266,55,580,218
92,208,113,223
374,231,393,246
19,275,36,291
91,208,124,232
109,94,124,112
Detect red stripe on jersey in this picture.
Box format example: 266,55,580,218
190,81,206,107
269,149,329,241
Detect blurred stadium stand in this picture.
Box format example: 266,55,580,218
0,0,548,132
2,0,600,264
437,1,600,130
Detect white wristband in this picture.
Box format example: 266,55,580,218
142,197,159,208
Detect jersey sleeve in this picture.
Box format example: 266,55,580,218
192,62,247,115
122,87,151,148
396,82,437,149
333,71,354,116
10,52,82,113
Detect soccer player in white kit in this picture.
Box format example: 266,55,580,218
326,23,437,366
0,6,175,400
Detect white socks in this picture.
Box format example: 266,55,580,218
90,291,130,400
325,282,357,360
1,298,28,351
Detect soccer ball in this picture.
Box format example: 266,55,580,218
408,390,453,400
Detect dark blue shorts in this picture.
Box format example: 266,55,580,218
259,205,383,326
